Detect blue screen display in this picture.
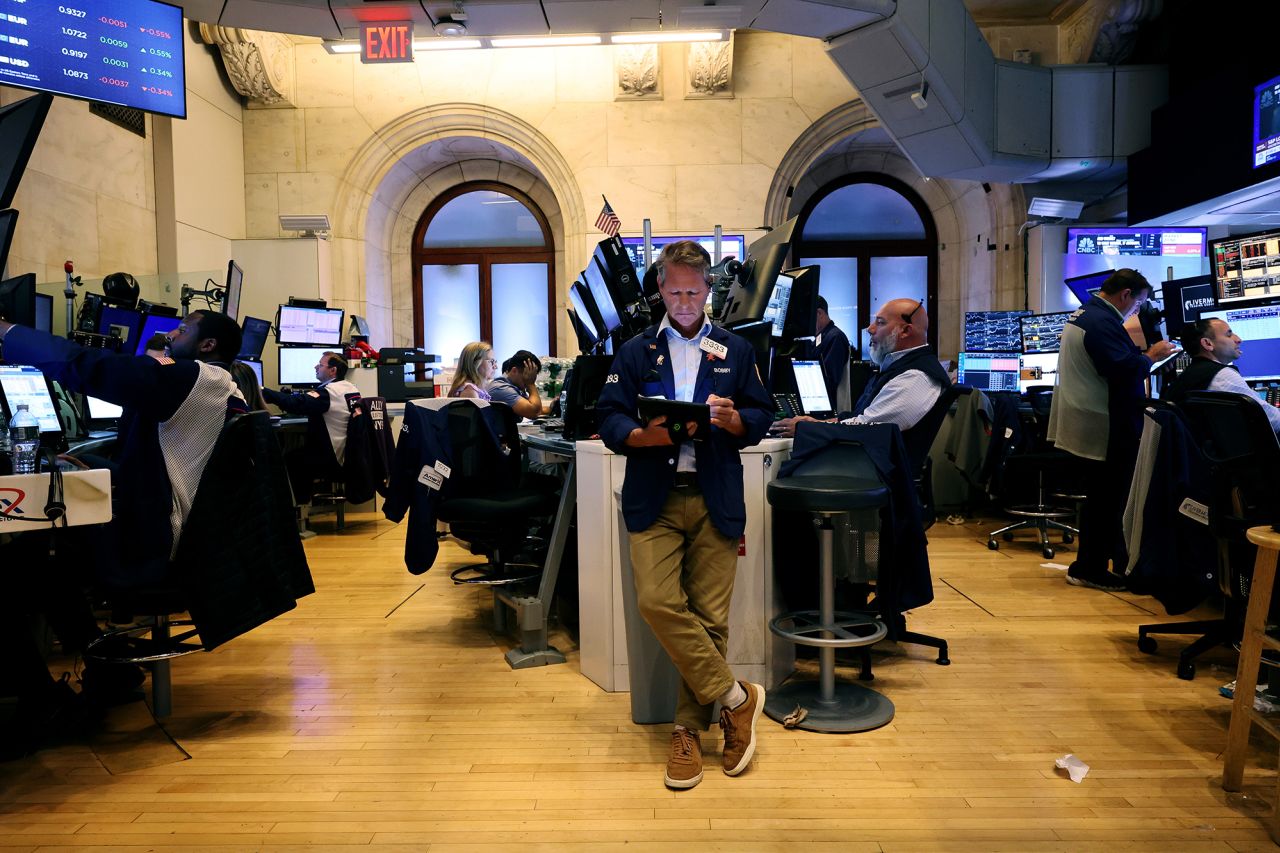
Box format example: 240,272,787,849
0,0,186,119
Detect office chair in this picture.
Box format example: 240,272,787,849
986,386,1078,559
1137,391,1280,680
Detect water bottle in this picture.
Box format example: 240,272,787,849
9,404,40,475
0,409,9,457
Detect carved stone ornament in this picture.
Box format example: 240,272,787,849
686,37,733,99
614,44,661,100
198,24,296,108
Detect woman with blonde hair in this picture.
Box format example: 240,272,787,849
448,341,496,400
230,360,269,411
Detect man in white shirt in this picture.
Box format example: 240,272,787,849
1165,318,1280,432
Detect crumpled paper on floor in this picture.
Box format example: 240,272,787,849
1055,753,1090,783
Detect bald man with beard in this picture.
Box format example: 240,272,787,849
775,297,951,473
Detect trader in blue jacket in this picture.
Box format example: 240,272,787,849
597,240,774,790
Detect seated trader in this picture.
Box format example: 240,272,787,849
1165,318,1280,433
597,240,773,791
263,351,360,500
487,349,544,420
807,295,851,407
775,297,950,469
0,311,246,587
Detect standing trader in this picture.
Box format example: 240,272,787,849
597,240,774,790
807,295,851,409
1165,318,1280,432
1048,268,1176,590
263,351,360,502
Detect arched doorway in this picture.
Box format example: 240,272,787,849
793,173,939,354
411,181,557,363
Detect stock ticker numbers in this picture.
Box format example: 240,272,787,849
0,0,185,118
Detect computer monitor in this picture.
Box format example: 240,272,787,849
0,364,63,449
620,234,747,273
0,93,52,210
1255,72,1280,169
566,307,597,354
791,359,834,416
237,359,264,388
1063,270,1114,307
224,260,244,322
277,305,344,346
0,272,36,327
1161,274,1216,329
592,236,644,336
718,217,799,328
33,292,52,333
769,266,819,340
97,306,144,351
957,352,1021,392
1020,352,1060,392
134,313,181,356
734,320,774,389
85,395,124,428
278,346,332,386
1200,303,1280,380
0,208,18,273
963,310,1031,352
561,354,614,440
1210,227,1280,306
581,256,622,336
239,316,272,360
1020,312,1073,354
568,281,606,347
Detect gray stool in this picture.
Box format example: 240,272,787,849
766,461,895,733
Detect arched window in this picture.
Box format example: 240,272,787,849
793,174,938,353
412,182,556,365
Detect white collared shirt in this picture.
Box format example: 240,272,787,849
841,344,943,431
659,313,711,472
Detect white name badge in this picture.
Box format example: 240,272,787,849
699,337,728,360
418,465,444,491
434,460,452,478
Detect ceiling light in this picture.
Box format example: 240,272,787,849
1027,197,1085,219
610,30,727,45
322,41,361,54
414,38,482,51
490,35,603,48
433,16,468,37
279,214,331,237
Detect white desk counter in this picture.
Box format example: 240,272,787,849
575,437,795,692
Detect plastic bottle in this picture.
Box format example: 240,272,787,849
9,404,40,475
0,409,9,456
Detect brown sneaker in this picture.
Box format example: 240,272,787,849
720,681,764,776
664,727,703,789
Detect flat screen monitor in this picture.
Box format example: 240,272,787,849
0,4,186,119
238,316,272,360
791,359,833,416
1200,303,1280,381
0,364,62,445
0,93,51,210
0,208,18,273
568,281,605,346
85,395,123,425
581,257,622,335
97,306,143,350
1020,352,1060,392
561,354,614,440
134,312,180,355
238,359,264,388
593,237,643,324
1063,270,1114,307
1020,312,1073,354
1210,228,1280,306
278,346,332,386
775,266,819,340
566,307,597,354
957,352,1021,392
1160,274,1216,330
224,260,243,322
719,217,799,328
1255,73,1280,169
1067,227,1206,258
620,234,746,272
762,279,790,338
278,305,344,346
33,292,52,333
963,310,1031,352
0,272,36,327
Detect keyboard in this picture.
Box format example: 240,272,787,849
536,418,564,430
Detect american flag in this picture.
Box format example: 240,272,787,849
595,196,621,237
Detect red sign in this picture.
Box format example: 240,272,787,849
361,22,414,63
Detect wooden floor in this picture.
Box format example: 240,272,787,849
2,510,1279,851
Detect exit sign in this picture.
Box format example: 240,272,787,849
361,21,414,63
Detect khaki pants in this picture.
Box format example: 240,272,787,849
628,488,739,731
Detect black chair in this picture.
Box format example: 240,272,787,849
86,411,314,716
913,384,963,529
986,386,1078,559
1137,391,1280,679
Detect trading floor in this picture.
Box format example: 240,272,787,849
0,509,1272,851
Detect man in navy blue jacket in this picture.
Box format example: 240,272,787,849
597,240,773,790
1047,269,1176,590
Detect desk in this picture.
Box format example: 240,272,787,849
575,437,794,692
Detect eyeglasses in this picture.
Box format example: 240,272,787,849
485,358,499,366
900,299,924,325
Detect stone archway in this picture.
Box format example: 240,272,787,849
329,104,587,349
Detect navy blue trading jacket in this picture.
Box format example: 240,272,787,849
382,401,507,574
2,325,244,584
597,322,774,538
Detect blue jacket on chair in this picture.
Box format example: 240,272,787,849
596,322,775,539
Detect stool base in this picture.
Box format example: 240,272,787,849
764,678,895,733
